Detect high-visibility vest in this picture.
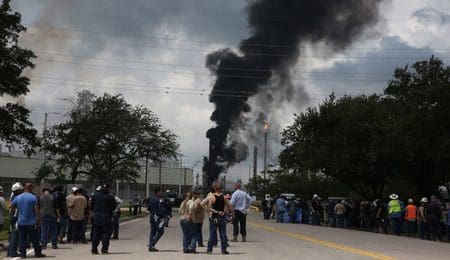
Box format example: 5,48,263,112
388,200,401,215
405,204,417,221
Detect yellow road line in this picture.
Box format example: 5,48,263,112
248,221,395,260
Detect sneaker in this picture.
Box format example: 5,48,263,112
91,250,99,255
148,247,159,252
222,251,230,255
101,251,110,254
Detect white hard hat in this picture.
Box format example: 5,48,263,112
11,182,23,192
420,197,428,203
313,194,318,198
71,186,79,193
407,198,414,204
389,194,399,200
96,186,102,191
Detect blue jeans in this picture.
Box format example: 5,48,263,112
71,219,84,243
7,217,19,257
391,217,401,236
92,222,111,253
195,223,204,246
111,212,120,238
276,211,284,223
40,215,58,247
180,219,196,251
207,216,227,253
148,216,164,248
58,215,68,239
419,222,430,240
18,224,42,257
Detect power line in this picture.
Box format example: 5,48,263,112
33,51,400,76
32,58,407,82
24,24,445,51
24,31,450,58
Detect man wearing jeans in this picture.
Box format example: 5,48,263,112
10,183,46,258
69,188,87,243
147,187,166,252
39,187,60,249
230,183,253,242
202,182,234,255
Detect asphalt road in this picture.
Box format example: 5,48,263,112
5,212,450,260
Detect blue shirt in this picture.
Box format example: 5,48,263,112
11,192,38,225
276,198,287,212
231,189,254,214
147,196,165,218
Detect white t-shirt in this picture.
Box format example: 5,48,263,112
0,196,7,224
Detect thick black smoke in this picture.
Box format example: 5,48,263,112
204,0,384,186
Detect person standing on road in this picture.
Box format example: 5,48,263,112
91,185,117,255
230,183,253,242
404,198,417,237
147,187,166,252
52,185,67,245
275,195,287,223
0,186,7,231
388,194,403,236
65,186,78,243
374,199,388,234
179,192,196,253
10,183,46,258
7,182,23,257
132,194,140,216
334,200,346,228
110,192,123,240
427,195,443,241
445,201,450,242
192,188,205,247
69,188,87,244
39,187,60,249
310,194,322,226
202,182,234,255
418,197,430,240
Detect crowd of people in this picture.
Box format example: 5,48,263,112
146,181,254,255
263,192,450,242
0,182,123,258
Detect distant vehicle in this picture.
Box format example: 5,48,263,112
280,193,295,200
165,191,182,207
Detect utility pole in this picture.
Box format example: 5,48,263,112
158,160,162,188
179,156,182,196
144,158,149,198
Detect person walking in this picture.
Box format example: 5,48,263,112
69,187,87,244
230,183,254,242
388,194,403,236
39,187,60,249
404,198,417,237
110,192,123,240
192,188,205,247
147,187,166,252
10,183,45,258
179,192,196,253
91,185,117,255
202,182,234,255
334,200,346,228
7,182,23,257
427,195,443,241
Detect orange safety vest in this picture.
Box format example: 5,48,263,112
405,204,417,221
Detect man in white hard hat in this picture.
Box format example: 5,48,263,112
65,186,78,243
418,197,430,240
7,182,24,257
388,193,403,236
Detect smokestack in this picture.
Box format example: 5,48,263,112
205,0,383,184
253,146,258,179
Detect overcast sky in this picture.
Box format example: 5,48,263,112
7,0,450,183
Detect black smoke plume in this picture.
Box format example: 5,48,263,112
204,0,384,187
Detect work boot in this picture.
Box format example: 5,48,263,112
232,235,238,242
242,235,246,242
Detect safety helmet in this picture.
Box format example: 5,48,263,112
420,197,428,203
11,182,23,192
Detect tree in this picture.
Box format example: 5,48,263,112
385,57,450,195
38,91,179,184
0,0,38,154
280,95,405,200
